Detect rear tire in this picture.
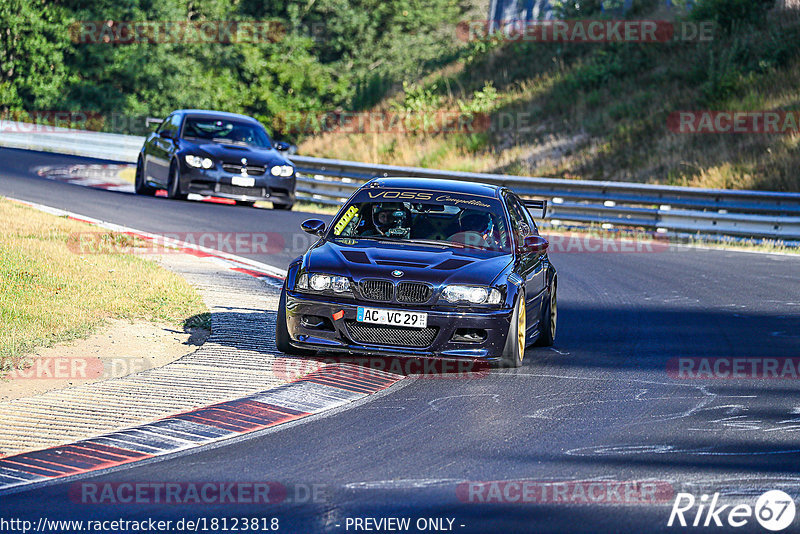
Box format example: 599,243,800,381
500,293,526,368
167,160,187,200
238,201,256,207
535,278,557,347
276,288,316,356
134,156,156,196
272,202,293,210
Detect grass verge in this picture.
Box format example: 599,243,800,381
0,198,208,373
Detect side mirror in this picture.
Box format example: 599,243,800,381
159,130,173,139
146,117,164,129
301,219,326,236
275,141,291,151
523,235,549,253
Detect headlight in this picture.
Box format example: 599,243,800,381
296,273,352,295
441,285,502,305
270,165,294,177
185,155,213,169
296,273,308,290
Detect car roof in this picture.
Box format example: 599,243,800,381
362,177,502,198
173,109,261,124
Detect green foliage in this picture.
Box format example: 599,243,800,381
699,48,741,105
396,81,441,113
690,0,774,32
693,25,800,105
352,72,394,110
389,81,446,135
456,132,490,153
551,0,604,19
563,48,627,91
3,0,477,139
457,82,499,115
0,0,72,112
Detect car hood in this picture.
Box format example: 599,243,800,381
304,238,513,287
179,140,289,166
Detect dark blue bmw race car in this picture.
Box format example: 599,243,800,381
276,178,557,367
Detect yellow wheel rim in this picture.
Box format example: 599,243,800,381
517,296,526,361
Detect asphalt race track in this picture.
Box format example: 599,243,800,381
2,147,800,533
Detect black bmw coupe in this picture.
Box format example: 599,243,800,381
135,109,297,209
276,177,557,367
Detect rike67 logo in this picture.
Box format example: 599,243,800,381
668,490,796,531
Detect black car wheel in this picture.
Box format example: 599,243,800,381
535,278,557,347
273,202,293,211
276,287,316,356
134,156,156,196
500,293,526,368
238,201,256,207
166,159,187,200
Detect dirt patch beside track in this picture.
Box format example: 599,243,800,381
0,318,209,402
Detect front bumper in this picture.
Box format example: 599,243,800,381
285,291,514,362
181,167,296,204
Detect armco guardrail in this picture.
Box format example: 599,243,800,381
292,156,800,240
2,120,800,240
0,121,144,162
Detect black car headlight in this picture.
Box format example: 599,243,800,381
296,273,353,296
441,285,502,305
270,165,294,177
185,155,214,169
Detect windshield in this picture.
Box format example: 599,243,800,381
181,117,272,148
331,191,511,252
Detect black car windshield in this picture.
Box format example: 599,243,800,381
331,192,511,252
181,117,272,148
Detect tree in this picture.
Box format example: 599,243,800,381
0,0,71,113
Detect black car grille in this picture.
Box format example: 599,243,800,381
397,282,432,303
221,163,267,176
217,184,264,197
345,321,438,348
360,280,394,302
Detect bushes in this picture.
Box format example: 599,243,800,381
2,0,478,139
690,0,774,32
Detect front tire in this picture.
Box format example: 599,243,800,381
167,160,187,200
134,156,156,196
275,288,316,356
500,293,526,368
535,278,557,347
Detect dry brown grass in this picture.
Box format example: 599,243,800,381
298,25,800,193
0,198,207,371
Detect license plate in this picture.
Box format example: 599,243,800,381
357,307,427,328
231,176,255,187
